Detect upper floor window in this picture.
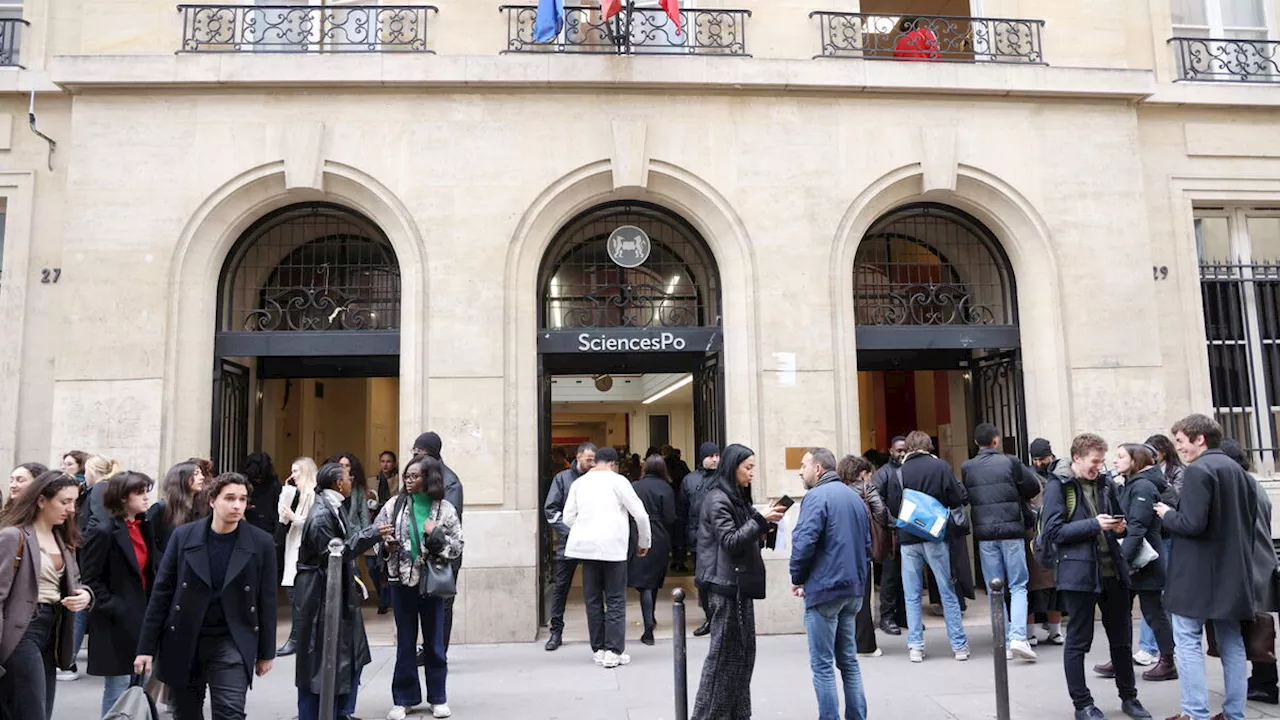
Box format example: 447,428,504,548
0,1,24,67
1169,0,1277,81
1173,0,1271,40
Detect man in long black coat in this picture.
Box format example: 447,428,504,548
1156,414,1260,720
293,462,386,720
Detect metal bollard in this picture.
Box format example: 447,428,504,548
673,588,688,720
318,537,345,720
989,577,1011,720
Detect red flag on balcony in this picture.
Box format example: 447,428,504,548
601,0,623,19
660,0,682,33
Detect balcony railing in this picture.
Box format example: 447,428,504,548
1170,37,1280,83
810,12,1044,64
178,4,437,53
0,18,27,67
500,4,750,56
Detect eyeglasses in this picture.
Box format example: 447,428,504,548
404,472,425,480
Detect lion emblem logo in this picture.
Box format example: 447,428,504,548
608,225,651,269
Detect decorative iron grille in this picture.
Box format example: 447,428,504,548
1170,37,1280,83
178,4,437,52
854,204,1013,327
219,203,400,333
971,350,1026,461
540,203,719,329
500,4,750,56
0,18,26,67
810,12,1044,64
1200,257,1280,466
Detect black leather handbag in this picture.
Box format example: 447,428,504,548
410,504,457,599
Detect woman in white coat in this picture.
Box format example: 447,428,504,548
277,456,317,656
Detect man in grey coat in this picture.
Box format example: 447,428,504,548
542,442,596,651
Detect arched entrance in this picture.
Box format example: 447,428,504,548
535,200,723,631
213,201,402,475
854,202,1026,459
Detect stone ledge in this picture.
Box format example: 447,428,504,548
48,53,1158,101
1145,80,1280,108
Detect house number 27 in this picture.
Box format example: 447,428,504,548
40,268,61,283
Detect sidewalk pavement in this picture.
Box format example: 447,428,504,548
53,626,1280,720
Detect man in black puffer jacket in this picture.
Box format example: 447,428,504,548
961,423,1042,662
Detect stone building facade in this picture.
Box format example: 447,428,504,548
0,0,1277,640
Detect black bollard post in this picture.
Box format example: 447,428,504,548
989,577,1010,720
318,537,345,720
673,587,688,720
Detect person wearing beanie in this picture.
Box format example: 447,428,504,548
1025,437,1065,648
413,432,464,656
543,442,596,651
679,442,720,636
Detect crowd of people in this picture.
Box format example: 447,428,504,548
0,431,464,720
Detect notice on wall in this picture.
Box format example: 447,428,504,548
772,351,796,387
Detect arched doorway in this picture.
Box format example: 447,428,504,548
213,201,402,477
853,202,1026,460
535,201,723,632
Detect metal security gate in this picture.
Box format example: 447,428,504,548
212,360,250,475
971,350,1027,460
693,352,725,448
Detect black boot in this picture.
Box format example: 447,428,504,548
1249,687,1280,704
545,631,563,651
1141,654,1177,682
641,627,655,646
276,626,298,656
692,621,711,637
1120,698,1151,719
877,618,902,636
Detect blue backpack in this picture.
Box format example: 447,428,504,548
894,487,949,542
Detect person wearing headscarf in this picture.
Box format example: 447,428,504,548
690,444,785,720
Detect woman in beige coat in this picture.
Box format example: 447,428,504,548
0,471,93,720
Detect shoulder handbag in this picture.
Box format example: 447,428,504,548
947,472,971,537
410,502,457,599
859,486,890,563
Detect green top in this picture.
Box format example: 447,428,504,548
410,493,434,563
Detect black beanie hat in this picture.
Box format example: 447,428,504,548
414,432,443,460
697,442,720,466
1029,438,1053,459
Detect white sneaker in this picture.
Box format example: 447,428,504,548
55,669,79,682
431,704,452,719
909,648,925,663
592,649,606,665
387,707,408,720
1132,650,1157,666
1006,649,1013,660
954,647,971,661
1011,640,1037,661
1028,635,1039,647
601,651,630,668
858,648,883,658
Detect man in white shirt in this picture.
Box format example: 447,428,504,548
564,447,651,668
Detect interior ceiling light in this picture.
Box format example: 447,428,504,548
642,374,693,405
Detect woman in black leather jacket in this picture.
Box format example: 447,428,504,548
691,444,785,720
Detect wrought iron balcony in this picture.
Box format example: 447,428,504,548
810,12,1044,64
1170,37,1280,83
499,4,750,56
177,4,437,53
0,19,27,67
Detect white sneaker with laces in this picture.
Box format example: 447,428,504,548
909,648,925,663
387,707,408,720
954,647,971,662
592,650,606,665
602,651,630,668
858,648,883,658
55,669,79,682
1046,633,1065,645
1010,640,1037,661
432,704,452,718
1132,650,1157,666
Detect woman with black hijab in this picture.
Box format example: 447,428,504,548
628,454,677,646
691,444,786,720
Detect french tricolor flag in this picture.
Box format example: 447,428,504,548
605,0,682,35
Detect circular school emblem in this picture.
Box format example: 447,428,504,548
607,225,651,269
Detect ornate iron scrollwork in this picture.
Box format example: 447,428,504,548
243,287,384,332
866,283,997,326
179,4,437,53
559,283,699,328
809,11,1044,64
500,4,750,56
1170,37,1280,83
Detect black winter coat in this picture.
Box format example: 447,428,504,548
1040,465,1130,594
961,449,1041,542
1117,466,1168,593
680,469,714,548
136,518,278,688
696,480,768,600
543,464,585,558
81,517,156,677
1163,449,1260,621
293,492,382,695
884,452,966,546
628,474,677,590
246,478,282,536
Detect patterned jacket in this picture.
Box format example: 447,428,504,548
374,494,464,587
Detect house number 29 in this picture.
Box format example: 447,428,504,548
1152,266,1169,281
40,268,61,283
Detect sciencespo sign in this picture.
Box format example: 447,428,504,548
538,328,722,354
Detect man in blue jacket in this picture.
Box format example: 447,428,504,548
791,447,871,720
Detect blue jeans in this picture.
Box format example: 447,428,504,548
70,610,88,666
102,673,149,716
977,538,1028,642
900,542,968,651
1138,618,1158,655
1171,614,1247,720
803,596,867,720
390,585,448,707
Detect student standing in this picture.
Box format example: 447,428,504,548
134,473,278,720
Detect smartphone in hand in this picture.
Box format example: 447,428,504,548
775,495,795,510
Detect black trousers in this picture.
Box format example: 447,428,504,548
170,636,250,720
548,556,580,634
1060,578,1136,711
0,604,56,720
856,560,877,654
1134,590,1175,656
581,560,627,654
876,555,906,627
1253,660,1279,692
